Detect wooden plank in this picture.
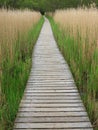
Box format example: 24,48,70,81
23,93,79,97
24,90,78,93
14,122,92,129
26,85,76,87
29,78,73,80
19,107,85,112
31,70,70,72
20,103,83,108
23,96,80,100
29,77,73,80
21,99,82,103
27,82,75,85
25,88,78,93
15,116,90,123
26,87,77,90
28,81,74,83
30,74,72,77
29,75,74,78
17,111,87,117
24,93,79,96
29,75,72,78
31,68,69,72
24,91,78,93
31,72,72,74
27,83,75,85
31,73,72,75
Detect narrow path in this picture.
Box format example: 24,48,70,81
14,18,93,130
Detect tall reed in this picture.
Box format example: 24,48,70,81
50,8,98,129
0,9,43,130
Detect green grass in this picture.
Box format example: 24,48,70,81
48,16,98,129
0,16,44,130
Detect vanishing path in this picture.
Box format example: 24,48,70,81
14,18,93,130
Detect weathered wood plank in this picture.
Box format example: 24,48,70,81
20,103,83,107
17,111,87,117
21,99,82,103
25,90,78,93
28,81,74,84
24,92,79,95
30,74,71,76
23,96,80,100
27,83,75,85
29,77,72,79
19,107,85,112
26,87,77,90
15,116,90,123
26,84,76,87
14,122,92,129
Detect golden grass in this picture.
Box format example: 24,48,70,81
53,8,98,128
0,8,40,87
0,9,40,61
0,8,41,115
0,9,42,130
54,8,98,55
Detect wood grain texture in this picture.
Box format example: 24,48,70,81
13,17,93,130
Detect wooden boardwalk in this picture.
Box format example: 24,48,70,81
13,18,93,130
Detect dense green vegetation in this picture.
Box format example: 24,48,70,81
48,16,98,129
0,0,97,13
0,17,44,130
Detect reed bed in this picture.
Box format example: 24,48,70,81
0,9,40,63
0,9,43,130
50,8,98,129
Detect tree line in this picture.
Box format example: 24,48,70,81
0,0,97,13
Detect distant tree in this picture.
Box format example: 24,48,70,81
95,0,98,7
0,0,9,8
81,0,93,6
0,0,97,11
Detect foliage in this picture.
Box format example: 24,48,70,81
0,0,96,12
